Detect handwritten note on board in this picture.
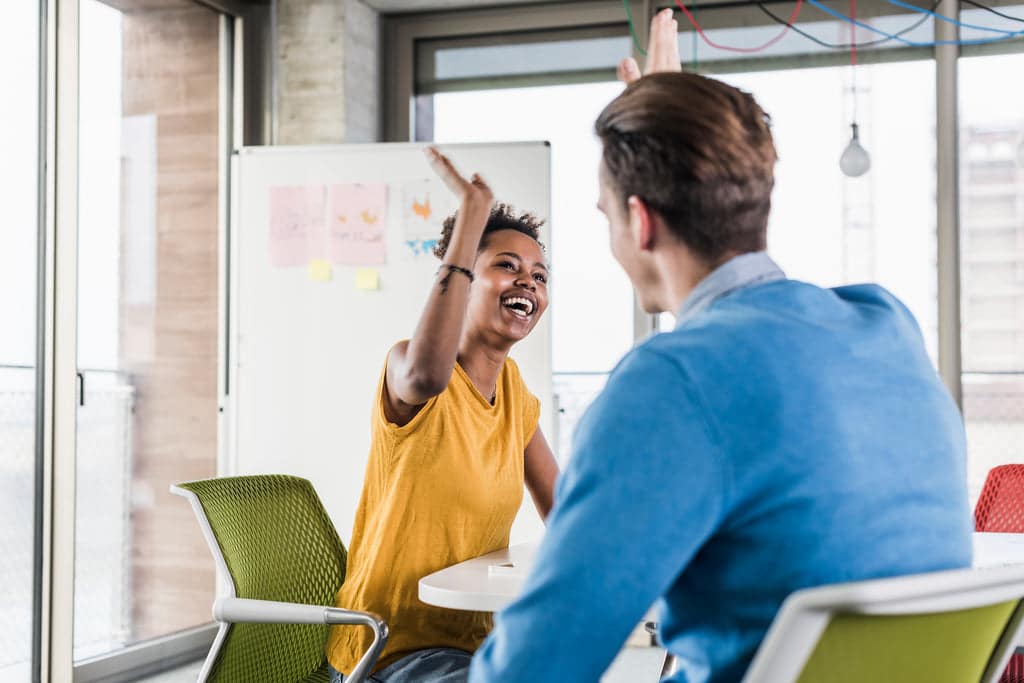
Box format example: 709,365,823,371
401,179,456,259
328,183,388,265
268,185,326,267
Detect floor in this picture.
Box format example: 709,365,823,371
134,645,667,682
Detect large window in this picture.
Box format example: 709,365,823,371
0,2,40,680
701,61,939,362
431,58,940,455
958,51,1024,501
75,0,221,662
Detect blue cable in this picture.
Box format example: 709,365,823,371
885,0,1020,35
804,0,1024,46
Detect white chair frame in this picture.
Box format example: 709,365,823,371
171,484,388,683
741,565,1024,683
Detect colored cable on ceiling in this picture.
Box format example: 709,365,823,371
673,0,806,53
850,0,858,62
885,0,1022,35
624,0,648,56
756,0,936,48
960,0,1024,24
692,1,700,69
627,0,1023,56
804,0,1024,47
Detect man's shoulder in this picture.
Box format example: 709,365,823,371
830,281,906,308
714,278,919,332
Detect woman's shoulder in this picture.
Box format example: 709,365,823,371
500,355,526,384
500,356,538,409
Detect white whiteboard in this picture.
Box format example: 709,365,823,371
227,142,552,546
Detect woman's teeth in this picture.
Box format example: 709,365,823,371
502,296,534,315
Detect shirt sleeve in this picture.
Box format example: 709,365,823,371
469,345,730,682
506,357,541,445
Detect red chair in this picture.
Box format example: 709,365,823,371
976,464,1024,683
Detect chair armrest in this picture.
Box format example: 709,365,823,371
214,597,389,683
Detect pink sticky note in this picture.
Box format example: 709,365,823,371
327,183,388,266
268,186,326,267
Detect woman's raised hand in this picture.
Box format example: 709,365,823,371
425,146,494,221
617,8,682,85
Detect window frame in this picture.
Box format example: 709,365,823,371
378,0,1024,406
36,1,271,681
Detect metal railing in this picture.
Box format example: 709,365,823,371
0,364,136,669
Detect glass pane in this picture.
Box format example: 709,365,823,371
716,62,939,361
75,0,221,659
433,81,634,458
959,3,1024,45
958,52,1024,502
421,33,631,85
0,1,40,679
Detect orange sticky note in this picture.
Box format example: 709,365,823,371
356,268,380,291
308,258,332,282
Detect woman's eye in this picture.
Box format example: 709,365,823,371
497,261,516,271
533,273,547,284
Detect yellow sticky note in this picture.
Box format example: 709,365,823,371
356,268,380,291
308,258,332,282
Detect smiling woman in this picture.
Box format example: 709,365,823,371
324,149,560,683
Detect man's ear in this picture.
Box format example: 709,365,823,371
626,195,656,251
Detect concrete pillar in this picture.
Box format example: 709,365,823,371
275,0,380,144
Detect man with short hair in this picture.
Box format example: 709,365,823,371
468,10,972,683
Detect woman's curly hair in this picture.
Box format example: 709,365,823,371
432,202,546,259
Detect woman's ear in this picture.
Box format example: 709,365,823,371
626,195,656,252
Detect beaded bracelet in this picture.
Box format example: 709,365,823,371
437,264,475,282
437,263,474,293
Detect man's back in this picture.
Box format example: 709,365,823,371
646,278,972,681
471,277,972,683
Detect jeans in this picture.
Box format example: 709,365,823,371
328,647,471,683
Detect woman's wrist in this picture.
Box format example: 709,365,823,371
437,263,474,282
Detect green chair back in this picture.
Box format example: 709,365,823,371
796,600,1020,683
177,475,347,683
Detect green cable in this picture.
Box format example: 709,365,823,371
624,0,648,56
692,2,699,70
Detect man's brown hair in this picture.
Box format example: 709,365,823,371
595,71,777,264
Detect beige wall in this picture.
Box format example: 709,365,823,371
120,4,220,641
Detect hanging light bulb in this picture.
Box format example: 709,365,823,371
840,122,871,178
840,9,870,179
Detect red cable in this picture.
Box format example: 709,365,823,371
673,0,803,53
850,0,858,64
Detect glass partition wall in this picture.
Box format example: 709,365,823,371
74,0,222,664
958,49,1024,500
3,0,240,680
0,1,234,683
0,1,42,680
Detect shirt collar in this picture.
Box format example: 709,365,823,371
675,251,786,328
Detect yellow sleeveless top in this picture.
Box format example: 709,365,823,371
326,354,540,674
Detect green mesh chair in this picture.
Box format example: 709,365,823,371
171,475,387,683
735,564,1024,683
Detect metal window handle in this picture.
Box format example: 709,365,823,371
77,371,85,407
